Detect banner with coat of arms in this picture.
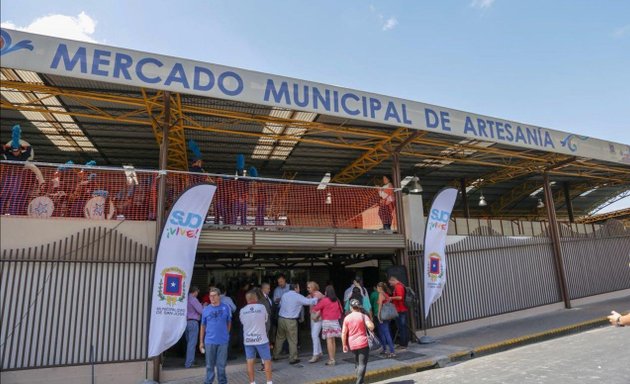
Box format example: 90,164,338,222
422,187,458,319
148,183,216,358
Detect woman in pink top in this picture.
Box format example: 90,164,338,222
307,281,325,363
342,299,375,384
312,285,343,366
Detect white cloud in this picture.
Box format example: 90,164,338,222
368,5,398,31
612,24,630,38
1,11,97,42
382,17,398,31
471,0,496,9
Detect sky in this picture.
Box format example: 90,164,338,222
1,0,629,213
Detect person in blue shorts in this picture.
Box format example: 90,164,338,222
240,290,273,384
199,287,232,384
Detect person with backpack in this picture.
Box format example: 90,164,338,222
388,275,408,349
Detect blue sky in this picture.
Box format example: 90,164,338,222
2,0,629,212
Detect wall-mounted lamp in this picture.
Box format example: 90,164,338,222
325,192,332,205
537,198,545,209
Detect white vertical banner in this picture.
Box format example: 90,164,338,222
422,187,458,319
148,183,216,358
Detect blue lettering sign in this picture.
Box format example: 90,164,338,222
50,44,87,73
136,57,163,84
169,210,204,229
263,79,290,104
341,93,360,116
430,209,451,223
113,52,133,80
193,66,215,91
217,71,243,96
91,49,110,76
425,108,439,128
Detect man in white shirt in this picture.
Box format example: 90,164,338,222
273,283,318,364
240,291,273,384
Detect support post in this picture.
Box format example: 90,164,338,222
151,91,171,382
391,153,406,263
460,178,470,218
543,173,571,309
563,182,574,223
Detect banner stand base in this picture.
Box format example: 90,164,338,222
419,335,436,344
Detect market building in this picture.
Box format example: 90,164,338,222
1,28,629,383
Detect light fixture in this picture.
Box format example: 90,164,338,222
407,177,423,194
325,192,332,205
318,172,331,190
537,198,545,209
478,193,487,207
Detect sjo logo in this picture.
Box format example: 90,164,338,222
429,209,450,231
166,210,204,238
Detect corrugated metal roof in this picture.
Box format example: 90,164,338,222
1,71,628,217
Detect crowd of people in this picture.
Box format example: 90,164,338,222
184,273,412,384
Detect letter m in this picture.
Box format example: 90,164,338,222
263,79,291,105
50,44,88,73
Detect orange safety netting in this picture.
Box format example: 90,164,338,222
0,162,398,230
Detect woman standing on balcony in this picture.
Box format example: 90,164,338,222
378,175,395,230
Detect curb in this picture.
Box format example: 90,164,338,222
307,316,609,384
470,316,608,358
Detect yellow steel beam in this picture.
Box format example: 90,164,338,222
488,181,542,215
2,79,630,182
140,90,188,170
576,207,630,223
331,127,415,183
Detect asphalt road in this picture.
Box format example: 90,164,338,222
374,326,630,384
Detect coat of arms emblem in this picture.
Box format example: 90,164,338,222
157,266,187,305
427,252,444,282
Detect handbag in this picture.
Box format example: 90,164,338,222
363,315,381,351
380,302,398,321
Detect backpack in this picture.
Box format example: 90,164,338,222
403,285,418,308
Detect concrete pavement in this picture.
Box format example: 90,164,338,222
162,294,629,384
371,326,630,384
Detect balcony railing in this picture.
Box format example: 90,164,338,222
0,161,398,231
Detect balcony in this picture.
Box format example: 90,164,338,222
0,161,405,252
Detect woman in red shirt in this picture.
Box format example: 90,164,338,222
312,285,343,366
342,299,375,384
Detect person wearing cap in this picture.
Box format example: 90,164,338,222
342,298,375,384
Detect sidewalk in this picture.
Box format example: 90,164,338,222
162,295,629,384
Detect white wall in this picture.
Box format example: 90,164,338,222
0,216,156,251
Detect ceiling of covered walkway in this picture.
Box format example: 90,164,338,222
1,68,629,219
